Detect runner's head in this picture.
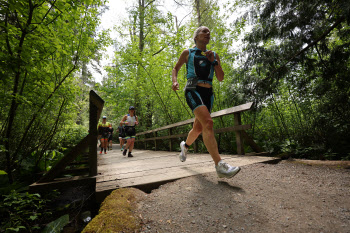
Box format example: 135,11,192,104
193,26,210,45
129,106,135,115
102,115,107,122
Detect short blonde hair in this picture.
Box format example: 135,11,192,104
193,26,209,44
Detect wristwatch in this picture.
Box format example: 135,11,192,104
212,60,218,66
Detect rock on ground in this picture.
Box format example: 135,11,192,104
82,188,146,233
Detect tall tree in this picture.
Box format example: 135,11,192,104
0,0,110,182
102,0,240,131
102,0,181,130
230,0,350,158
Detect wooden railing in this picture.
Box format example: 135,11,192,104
29,90,104,191
136,102,262,155
88,90,104,176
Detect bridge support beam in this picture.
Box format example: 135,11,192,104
89,98,98,176
234,112,245,155
169,128,173,151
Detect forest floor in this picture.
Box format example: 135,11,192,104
135,159,350,233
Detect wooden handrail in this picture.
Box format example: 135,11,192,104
89,90,104,176
137,124,252,142
137,102,253,136
210,102,253,118
135,102,261,155
90,90,104,123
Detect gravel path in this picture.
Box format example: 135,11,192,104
137,160,350,233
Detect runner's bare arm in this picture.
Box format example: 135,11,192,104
214,54,224,81
172,49,189,91
120,115,127,125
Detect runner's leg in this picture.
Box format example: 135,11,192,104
185,118,202,146
193,105,221,165
128,138,135,152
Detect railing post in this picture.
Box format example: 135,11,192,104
169,128,173,151
154,132,157,150
234,112,245,155
194,140,198,153
89,93,98,176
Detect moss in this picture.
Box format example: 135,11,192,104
82,188,145,233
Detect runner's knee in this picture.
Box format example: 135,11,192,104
202,118,214,131
192,123,202,135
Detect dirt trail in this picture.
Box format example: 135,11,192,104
136,160,350,233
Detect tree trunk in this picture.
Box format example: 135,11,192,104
195,0,201,26
4,2,35,183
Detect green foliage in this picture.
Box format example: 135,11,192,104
100,0,240,135
0,177,28,197
0,0,110,183
225,0,350,159
55,124,89,150
0,190,59,233
100,0,189,131
41,214,70,233
93,0,350,160
0,170,9,186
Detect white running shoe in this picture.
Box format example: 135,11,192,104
216,160,241,178
179,141,188,162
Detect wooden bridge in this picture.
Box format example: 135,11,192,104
29,91,279,202
95,146,275,202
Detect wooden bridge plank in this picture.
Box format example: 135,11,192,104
95,145,278,201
